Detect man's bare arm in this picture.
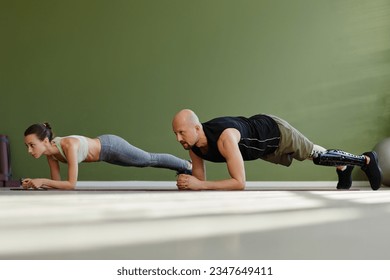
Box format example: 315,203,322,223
176,128,246,190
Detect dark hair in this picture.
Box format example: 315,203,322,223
24,122,54,141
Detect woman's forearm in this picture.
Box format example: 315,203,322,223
44,178,76,189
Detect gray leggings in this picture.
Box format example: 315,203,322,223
97,135,189,171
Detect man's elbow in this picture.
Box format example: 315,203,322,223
65,181,76,190
235,180,246,190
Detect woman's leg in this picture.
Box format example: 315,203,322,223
98,135,191,172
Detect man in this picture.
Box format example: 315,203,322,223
172,109,382,191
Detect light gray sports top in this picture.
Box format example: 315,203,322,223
52,135,89,163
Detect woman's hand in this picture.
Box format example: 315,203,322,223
21,178,49,189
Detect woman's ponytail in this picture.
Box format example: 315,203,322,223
24,122,54,141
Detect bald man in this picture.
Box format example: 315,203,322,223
172,109,382,191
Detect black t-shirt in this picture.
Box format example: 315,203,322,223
191,114,280,162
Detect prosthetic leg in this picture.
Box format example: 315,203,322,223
312,149,366,167
312,149,364,190
312,149,382,190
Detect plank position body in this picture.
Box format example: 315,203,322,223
172,109,382,191
23,123,192,189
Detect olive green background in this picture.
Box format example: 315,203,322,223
1,0,389,182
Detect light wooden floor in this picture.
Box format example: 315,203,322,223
1,181,390,260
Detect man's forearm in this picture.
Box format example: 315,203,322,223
199,178,245,190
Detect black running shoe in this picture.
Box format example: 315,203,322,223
176,169,192,176
336,165,354,189
176,160,192,176
361,151,382,190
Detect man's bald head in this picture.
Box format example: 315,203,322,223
172,109,200,127
172,109,202,150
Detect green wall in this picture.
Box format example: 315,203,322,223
1,0,390,181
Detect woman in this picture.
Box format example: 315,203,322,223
22,123,192,189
